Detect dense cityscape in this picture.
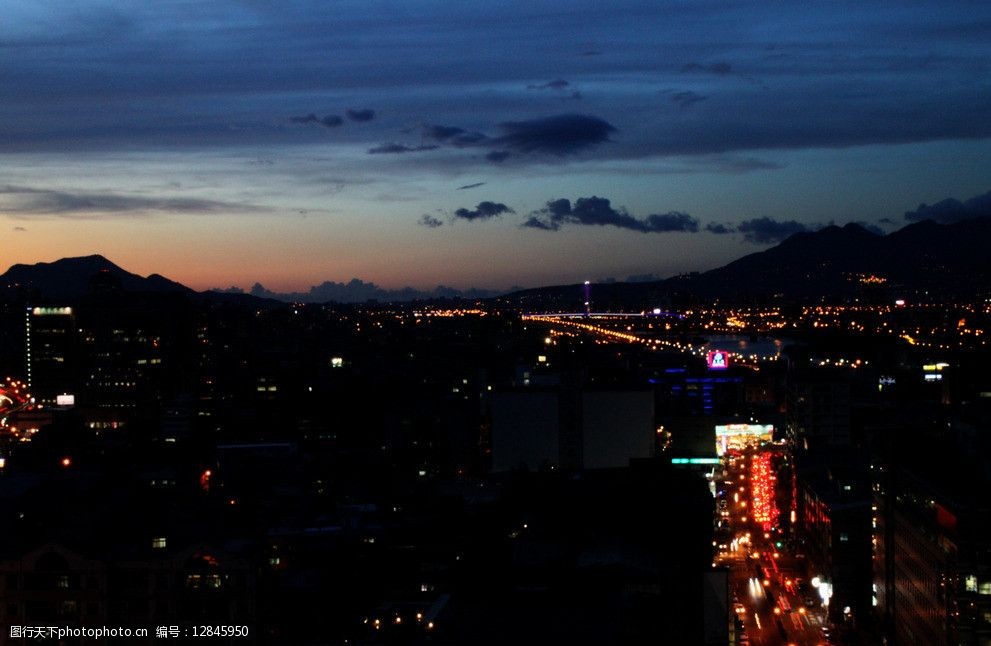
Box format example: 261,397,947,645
5,1,991,644
0,257,987,645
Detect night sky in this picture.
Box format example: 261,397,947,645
3,0,990,293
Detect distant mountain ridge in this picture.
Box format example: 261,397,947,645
4,217,989,306
245,279,501,303
500,217,991,308
0,255,498,305
671,217,991,299
0,255,192,301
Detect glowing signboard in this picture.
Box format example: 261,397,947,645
716,424,774,438
707,350,729,370
670,457,720,465
923,362,949,382
31,307,72,316
715,423,774,456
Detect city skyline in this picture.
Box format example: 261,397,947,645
3,0,991,292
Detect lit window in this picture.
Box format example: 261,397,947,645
980,581,991,596
839,533,849,543
966,575,978,592
152,537,167,549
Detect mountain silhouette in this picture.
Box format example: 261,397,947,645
0,255,192,301
501,217,991,308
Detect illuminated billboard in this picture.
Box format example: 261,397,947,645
31,307,73,316
923,362,949,382
714,423,773,456
707,350,729,370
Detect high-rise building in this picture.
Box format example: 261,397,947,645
490,388,654,471
796,455,872,626
25,306,77,404
787,372,852,448
874,463,991,646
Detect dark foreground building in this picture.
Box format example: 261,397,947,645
873,409,991,646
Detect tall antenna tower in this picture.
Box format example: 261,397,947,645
583,280,591,317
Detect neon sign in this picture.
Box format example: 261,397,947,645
707,350,729,370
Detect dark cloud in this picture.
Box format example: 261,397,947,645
457,182,486,190
708,157,783,173
422,124,488,146
681,61,733,75
454,201,515,221
527,79,570,90
736,217,808,244
451,131,489,145
643,212,700,232
425,125,466,140
525,196,699,233
0,184,268,217
492,114,615,155
13,226,27,232
367,143,439,154
7,3,991,168
418,214,444,228
903,189,991,223
626,273,659,282
521,216,557,230
671,91,707,109
290,113,343,127
537,198,575,225
345,108,375,122
378,113,611,162
705,222,735,234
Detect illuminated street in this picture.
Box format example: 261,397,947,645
716,446,835,646
0,377,31,416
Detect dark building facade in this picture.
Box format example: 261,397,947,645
797,457,872,627
25,306,78,404
874,465,991,646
